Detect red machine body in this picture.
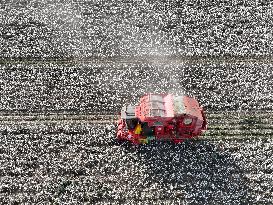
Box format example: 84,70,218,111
117,93,207,144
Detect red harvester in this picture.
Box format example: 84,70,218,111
117,93,207,144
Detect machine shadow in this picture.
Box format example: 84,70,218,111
134,140,254,204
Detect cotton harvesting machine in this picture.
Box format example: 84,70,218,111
117,93,207,144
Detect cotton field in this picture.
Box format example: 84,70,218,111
1,0,273,204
